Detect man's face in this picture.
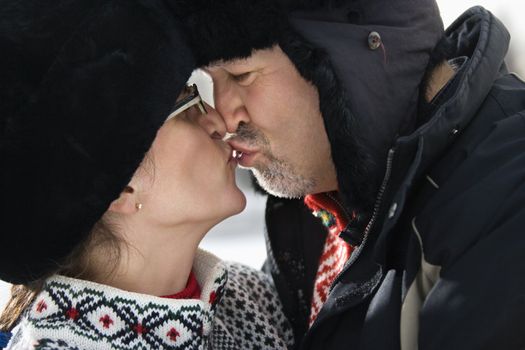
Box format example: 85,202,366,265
206,45,338,198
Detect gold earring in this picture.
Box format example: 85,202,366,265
136,203,143,211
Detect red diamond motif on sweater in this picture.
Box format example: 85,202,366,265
167,327,180,342
133,323,147,335
36,300,47,313
99,315,114,329
66,307,79,320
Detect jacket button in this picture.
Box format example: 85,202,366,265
388,203,398,219
368,31,382,50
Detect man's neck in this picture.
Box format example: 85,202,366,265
424,61,456,102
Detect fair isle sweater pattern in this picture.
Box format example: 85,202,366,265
7,250,293,350
211,263,293,349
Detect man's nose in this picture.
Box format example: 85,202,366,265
213,83,250,133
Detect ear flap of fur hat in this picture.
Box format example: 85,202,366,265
0,0,195,284
281,0,444,215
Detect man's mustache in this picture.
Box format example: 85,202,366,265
222,122,259,142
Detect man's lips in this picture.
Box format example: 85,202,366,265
227,141,259,167
227,141,259,156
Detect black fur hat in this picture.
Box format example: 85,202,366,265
0,0,195,284
168,0,289,66
175,0,443,229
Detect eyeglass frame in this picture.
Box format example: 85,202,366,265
165,84,208,122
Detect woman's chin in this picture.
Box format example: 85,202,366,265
227,191,247,216
235,195,248,215
193,190,247,228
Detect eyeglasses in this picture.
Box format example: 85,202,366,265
165,84,208,122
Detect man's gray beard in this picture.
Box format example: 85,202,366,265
235,122,316,198
251,156,316,199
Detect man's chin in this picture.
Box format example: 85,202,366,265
252,169,315,199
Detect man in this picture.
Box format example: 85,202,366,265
172,0,525,348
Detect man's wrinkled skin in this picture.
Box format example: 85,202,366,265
206,46,338,198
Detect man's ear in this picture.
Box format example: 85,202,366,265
108,186,139,214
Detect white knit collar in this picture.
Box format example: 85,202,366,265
20,249,227,350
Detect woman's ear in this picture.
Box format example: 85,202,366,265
108,186,141,214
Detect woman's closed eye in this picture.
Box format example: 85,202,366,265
177,105,201,121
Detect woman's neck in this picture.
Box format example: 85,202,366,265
89,217,212,297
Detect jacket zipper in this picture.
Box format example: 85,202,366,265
326,192,352,221
329,148,395,291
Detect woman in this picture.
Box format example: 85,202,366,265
0,0,292,349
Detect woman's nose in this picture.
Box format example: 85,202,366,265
200,102,227,139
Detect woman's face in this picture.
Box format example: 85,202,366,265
133,87,246,229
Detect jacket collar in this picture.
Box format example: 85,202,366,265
15,250,226,350
373,7,510,264
397,6,509,165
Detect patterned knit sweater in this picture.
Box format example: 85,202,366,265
5,250,293,350
304,193,354,326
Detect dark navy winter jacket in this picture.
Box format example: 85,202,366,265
264,7,525,350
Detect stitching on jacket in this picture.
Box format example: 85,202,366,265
425,175,439,189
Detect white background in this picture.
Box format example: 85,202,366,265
2,0,524,311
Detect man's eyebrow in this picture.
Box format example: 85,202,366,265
208,57,253,70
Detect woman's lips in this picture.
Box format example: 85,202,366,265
225,144,238,167
228,151,238,164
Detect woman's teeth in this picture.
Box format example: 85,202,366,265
232,150,243,159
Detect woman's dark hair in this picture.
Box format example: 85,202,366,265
0,151,157,332
0,220,122,332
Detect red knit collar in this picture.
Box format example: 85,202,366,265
304,192,354,233
161,271,201,300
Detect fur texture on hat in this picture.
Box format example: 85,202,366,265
175,0,443,230
0,0,195,284
168,0,289,66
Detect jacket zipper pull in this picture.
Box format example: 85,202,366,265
339,225,364,246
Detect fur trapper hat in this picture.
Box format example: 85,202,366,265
168,0,289,66
174,0,444,231
0,0,195,284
